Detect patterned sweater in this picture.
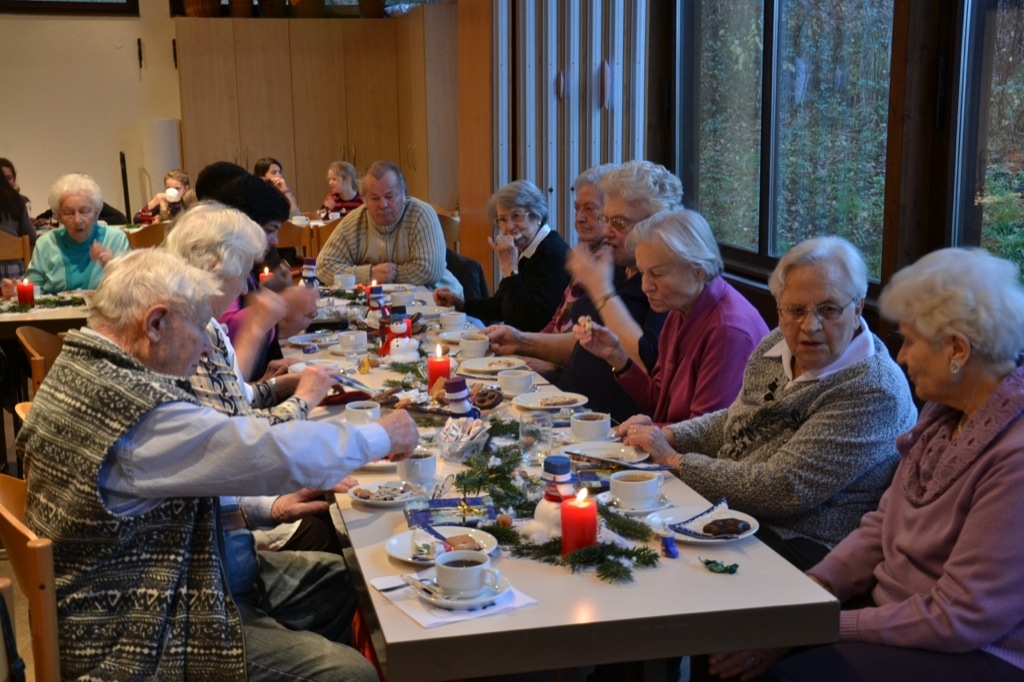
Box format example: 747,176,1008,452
16,330,246,680
666,328,917,548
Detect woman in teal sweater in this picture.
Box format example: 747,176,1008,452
26,173,129,293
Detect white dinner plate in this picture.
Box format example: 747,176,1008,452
407,304,452,320
327,343,370,357
459,357,527,374
412,575,512,610
287,332,340,347
513,392,589,410
554,441,648,464
288,359,340,373
645,506,759,544
385,526,499,565
596,491,671,515
348,482,428,508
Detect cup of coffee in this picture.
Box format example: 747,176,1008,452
345,400,381,424
164,187,180,202
570,412,612,442
434,550,501,599
339,330,368,352
439,311,468,331
397,451,437,486
609,470,665,510
497,369,533,395
459,333,490,359
390,290,415,307
334,273,356,289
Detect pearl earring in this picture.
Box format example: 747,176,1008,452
949,360,962,374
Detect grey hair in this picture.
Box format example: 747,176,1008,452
598,160,683,216
768,236,868,302
573,163,618,194
626,209,724,280
880,248,1024,365
48,173,103,214
361,159,407,195
164,201,267,281
88,249,221,337
487,180,550,227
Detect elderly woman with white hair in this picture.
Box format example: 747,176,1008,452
25,173,129,293
623,236,917,570
712,248,1024,682
434,179,570,331
574,209,768,423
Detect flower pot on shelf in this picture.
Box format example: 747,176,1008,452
183,0,221,17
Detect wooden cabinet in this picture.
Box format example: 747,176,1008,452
396,3,459,211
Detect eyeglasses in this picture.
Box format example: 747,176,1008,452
59,207,97,220
432,473,456,500
598,214,640,233
778,299,856,324
495,212,535,227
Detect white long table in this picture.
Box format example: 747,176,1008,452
289,293,840,681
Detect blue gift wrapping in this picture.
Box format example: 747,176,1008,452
404,496,497,529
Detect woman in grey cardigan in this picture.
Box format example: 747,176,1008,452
620,236,917,569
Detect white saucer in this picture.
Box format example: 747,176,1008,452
413,576,512,610
596,491,671,515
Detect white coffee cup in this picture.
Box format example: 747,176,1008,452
459,333,490,359
164,187,180,202
333,272,356,289
390,290,415,307
328,212,342,221
434,550,501,599
339,330,368,352
439,311,468,330
609,470,665,510
570,412,612,442
291,215,310,227
345,400,381,424
497,369,533,395
397,451,437,486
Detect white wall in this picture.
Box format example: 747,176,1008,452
0,5,181,218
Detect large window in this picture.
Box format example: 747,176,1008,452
685,0,894,279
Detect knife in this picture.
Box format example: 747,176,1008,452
331,374,375,394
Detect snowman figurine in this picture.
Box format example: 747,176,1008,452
380,317,413,357
364,285,390,331
387,337,421,363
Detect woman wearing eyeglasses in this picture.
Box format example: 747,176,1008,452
434,180,570,332
23,173,129,294
621,236,917,570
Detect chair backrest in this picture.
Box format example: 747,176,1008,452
0,475,60,682
0,233,31,269
126,222,167,250
14,327,64,396
0,576,16,682
277,220,313,256
313,218,342,257
445,248,489,301
438,214,461,253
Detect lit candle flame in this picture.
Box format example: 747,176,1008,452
262,267,269,275
435,343,443,358
575,488,589,503
371,279,378,287
22,278,28,284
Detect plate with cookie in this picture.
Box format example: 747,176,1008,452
385,526,498,564
512,391,588,410
458,357,528,375
645,506,759,544
348,482,428,508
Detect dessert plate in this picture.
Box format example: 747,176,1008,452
513,392,588,410
556,441,648,464
596,491,671,515
645,506,759,544
385,526,498,565
459,357,527,374
287,332,339,347
347,482,428,508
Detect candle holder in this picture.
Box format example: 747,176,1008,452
16,281,34,307
561,489,598,555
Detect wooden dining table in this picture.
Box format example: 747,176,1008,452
284,298,841,682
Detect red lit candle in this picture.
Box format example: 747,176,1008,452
258,267,273,286
561,489,598,555
366,279,379,306
16,279,34,307
426,343,451,392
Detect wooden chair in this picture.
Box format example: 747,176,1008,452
0,576,20,682
0,474,60,682
14,327,63,397
277,220,314,257
0,233,32,273
438,214,461,253
126,222,167,250
312,218,342,258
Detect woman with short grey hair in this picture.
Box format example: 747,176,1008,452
435,179,570,331
575,209,767,423
718,248,1024,681
621,235,917,570
27,173,129,293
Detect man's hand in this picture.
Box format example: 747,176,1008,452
277,285,319,337
433,287,465,309
271,488,330,523
1,279,15,300
483,324,523,355
370,262,398,283
376,410,419,460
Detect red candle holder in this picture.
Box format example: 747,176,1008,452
561,489,598,555
16,280,34,307
426,344,451,393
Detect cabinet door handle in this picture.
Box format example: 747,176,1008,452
555,70,564,101
600,60,612,109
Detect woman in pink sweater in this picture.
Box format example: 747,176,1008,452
711,248,1024,682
